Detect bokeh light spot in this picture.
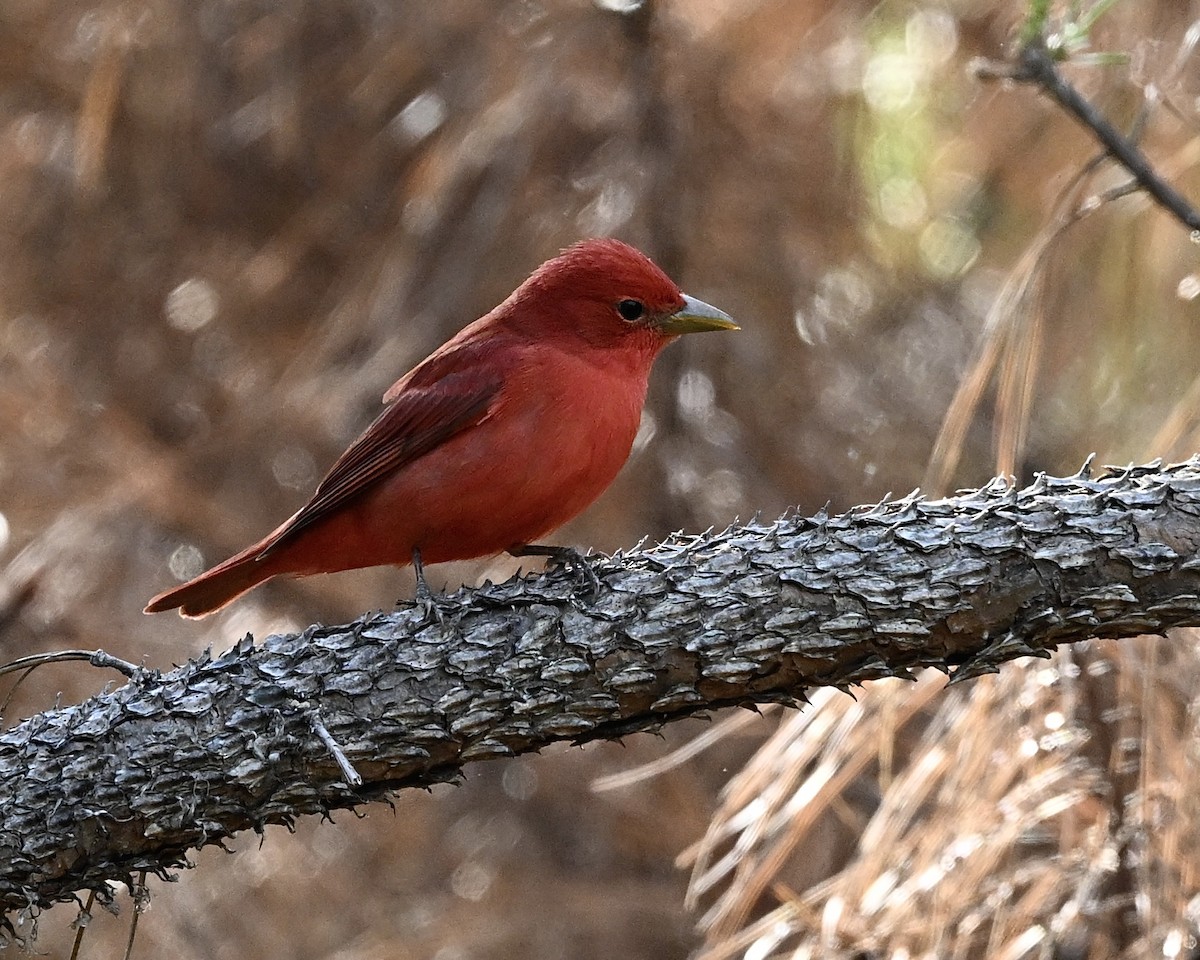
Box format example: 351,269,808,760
168,543,205,581
392,91,447,143
813,267,875,333
877,176,928,230
677,368,715,424
862,52,922,113
631,410,657,456
577,180,634,235
918,218,979,279
450,859,494,902
702,468,744,515
501,760,538,800
165,278,219,332
906,8,958,66
272,445,317,491
793,307,816,345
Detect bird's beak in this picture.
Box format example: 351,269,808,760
656,294,739,335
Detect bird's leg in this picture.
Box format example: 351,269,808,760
508,543,602,598
409,546,445,625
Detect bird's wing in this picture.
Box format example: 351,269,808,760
256,338,505,557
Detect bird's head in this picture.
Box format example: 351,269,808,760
505,238,737,360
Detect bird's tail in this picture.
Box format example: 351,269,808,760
144,540,286,618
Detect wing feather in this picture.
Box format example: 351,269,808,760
256,335,506,557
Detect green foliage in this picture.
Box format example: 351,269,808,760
1023,0,1129,64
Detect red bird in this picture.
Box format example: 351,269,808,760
145,239,737,617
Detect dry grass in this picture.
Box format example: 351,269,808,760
674,636,1200,958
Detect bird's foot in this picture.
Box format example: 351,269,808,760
412,580,447,627
408,547,447,626
508,543,602,599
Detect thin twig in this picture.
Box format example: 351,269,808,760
307,708,363,787
122,873,146,960
89,650,143,679
0,649,141,681
3,650,142,719
0,668,39,717
974,42,1200,233
68,890,95,960
592,705,777,793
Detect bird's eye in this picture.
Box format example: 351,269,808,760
616,299,645,322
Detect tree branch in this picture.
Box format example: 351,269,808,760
5,458,1200,917
973,41,1200,234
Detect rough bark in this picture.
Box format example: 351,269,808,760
4,458,1200,917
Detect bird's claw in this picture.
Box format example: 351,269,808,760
412,578,447,627
552,548,603,600
408,545,448,626
510,544,602,600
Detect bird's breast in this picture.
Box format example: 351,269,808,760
483,344,650,516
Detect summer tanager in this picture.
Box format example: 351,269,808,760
145,238,737,617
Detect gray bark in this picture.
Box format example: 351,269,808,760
4,458,1200,918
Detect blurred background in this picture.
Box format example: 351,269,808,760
3,0,1200,957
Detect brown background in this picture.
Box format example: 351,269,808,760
2,0,1199,956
